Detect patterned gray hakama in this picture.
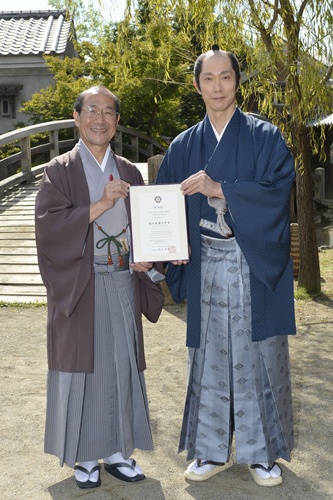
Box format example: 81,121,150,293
179,236,294,466
44,254,153,468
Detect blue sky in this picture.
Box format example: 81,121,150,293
3,1,127,21
4,0,52,9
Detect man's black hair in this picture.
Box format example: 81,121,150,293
194,46,241,91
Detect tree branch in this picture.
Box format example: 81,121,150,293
322,62,333,85
248,0,265,31
267,0,280,32
248,0,273,51
298,0,309,18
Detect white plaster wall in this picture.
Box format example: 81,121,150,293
0,55,56,135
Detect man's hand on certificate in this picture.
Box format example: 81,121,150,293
180,170,224,199
130,261,153,273
171,246,191,265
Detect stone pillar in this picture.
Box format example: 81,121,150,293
147,154,164,184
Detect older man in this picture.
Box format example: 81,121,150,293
156,46,296,487
35,85,164,489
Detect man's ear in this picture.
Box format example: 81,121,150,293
73,110,80,127
194,79,201,95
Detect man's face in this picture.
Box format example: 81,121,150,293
73,90,120,153
195,53,238,116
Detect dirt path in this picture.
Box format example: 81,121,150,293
1,250,332,500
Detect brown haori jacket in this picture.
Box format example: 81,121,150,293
35,146,164,373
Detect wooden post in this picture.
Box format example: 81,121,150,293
147,143,154,158
148,154,164,184
131,135,139,162
74,126,80,141
114,130,123,156
49,129,59,159
315,167,325,204
20,136,31,176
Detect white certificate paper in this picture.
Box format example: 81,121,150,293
129,184,189,262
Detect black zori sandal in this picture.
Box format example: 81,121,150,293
74,464,101,489
104,459,145,482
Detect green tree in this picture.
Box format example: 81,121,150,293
21,0,195,142
146,0,331,293
106,7,193,138
216,0,332,292
21,0,332,292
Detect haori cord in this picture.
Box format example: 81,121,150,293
95,222,129,266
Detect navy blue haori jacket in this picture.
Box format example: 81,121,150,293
156,107,296,348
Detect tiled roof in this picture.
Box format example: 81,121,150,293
311,114,333,127
0,10,73,56
314,114,333,126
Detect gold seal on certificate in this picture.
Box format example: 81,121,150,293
129,184,189,262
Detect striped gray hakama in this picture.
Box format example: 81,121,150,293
179,236,294,466
44,254,153,468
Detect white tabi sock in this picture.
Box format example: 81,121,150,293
75,460,99,483
268,463,281,477
254,462,281,479
103,452,143,478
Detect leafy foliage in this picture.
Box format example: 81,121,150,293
21,1,332,146
19,0,332,292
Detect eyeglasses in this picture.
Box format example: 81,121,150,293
81,106,119,119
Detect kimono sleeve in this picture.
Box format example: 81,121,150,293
223,128,295,291
136,269,165,323
35,168,92,318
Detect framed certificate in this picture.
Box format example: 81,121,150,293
129,184,189,262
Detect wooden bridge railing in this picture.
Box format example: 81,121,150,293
0,119,329,205
0,120,166,194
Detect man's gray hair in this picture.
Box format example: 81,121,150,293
74,85,120,114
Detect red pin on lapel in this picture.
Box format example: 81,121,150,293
109,174,114,181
